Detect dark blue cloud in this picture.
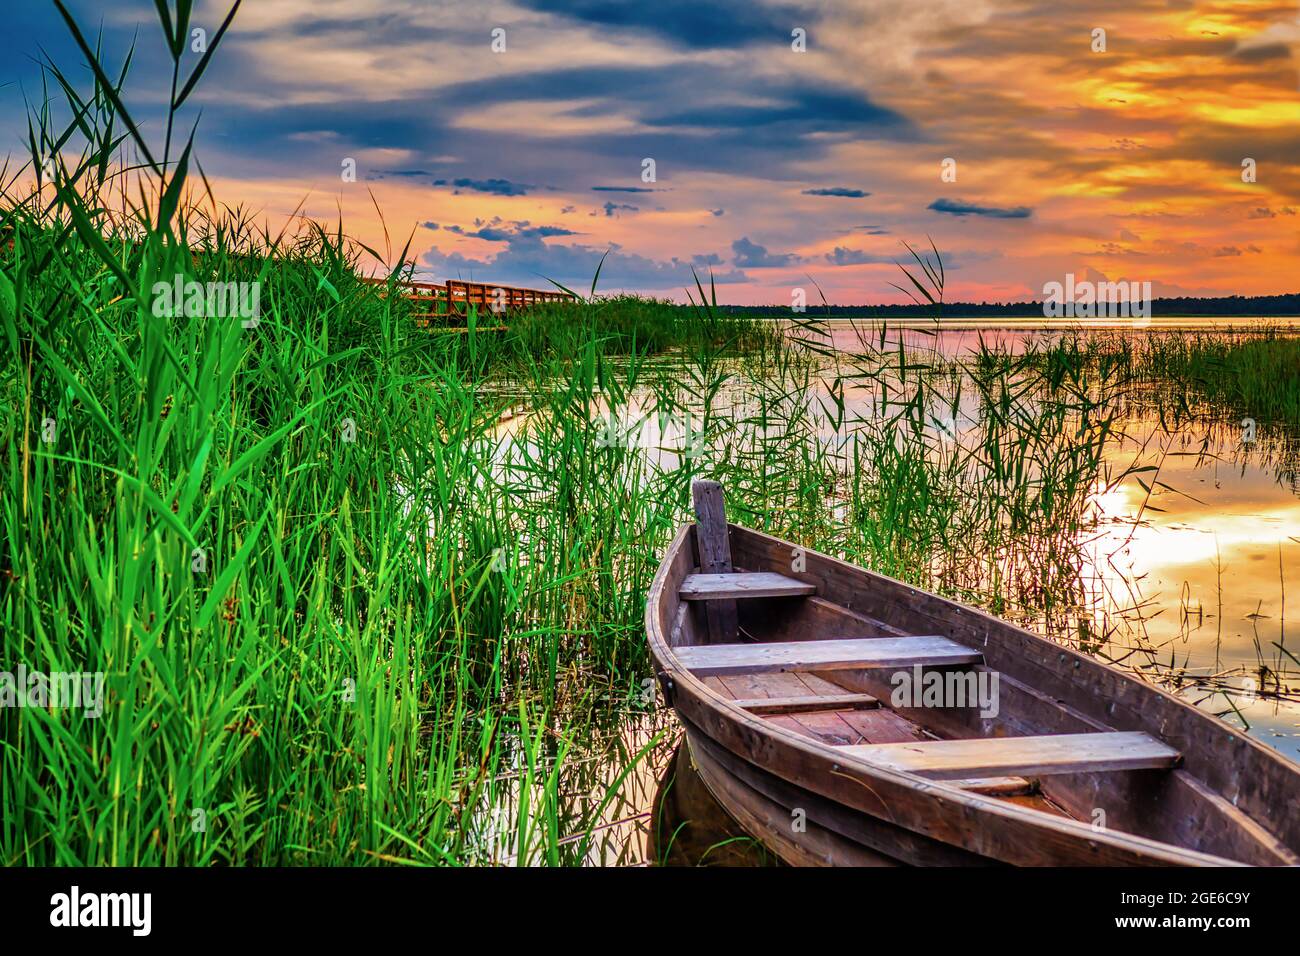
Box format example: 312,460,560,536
522,225,579,237
591,186,658,193
645,88,906,133
515,0,813,50
928,198,1032,219
166,59,915,195
446,221,578,240
824,247,892,266
436,177,534,196
602,202,638,216
732,237,800,268
427,64,916,178
804,187,869,198
446,225,512,240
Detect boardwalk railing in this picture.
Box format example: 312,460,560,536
362,276,574,322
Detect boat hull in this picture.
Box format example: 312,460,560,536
647,516,1300,866
685,724,986,866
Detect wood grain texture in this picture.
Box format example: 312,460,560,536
716,672,846,700
646,520,1280,865
733,693,879,715
721,522,1299,861
676,635,983,677
847,732,1181,779
685,731,899,866
686,725,991,866
680,571,816,600
692,480,738,642
948,776,1037,796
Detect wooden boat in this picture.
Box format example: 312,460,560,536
645,480,1300,866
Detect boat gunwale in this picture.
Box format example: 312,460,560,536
646,520,1264,867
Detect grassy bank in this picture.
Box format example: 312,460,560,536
500,292,777,360
1135,331,1300,428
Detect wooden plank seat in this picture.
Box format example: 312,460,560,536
675,636,984,677
732,693,880,715
679,571,816,600
845,731,1181,780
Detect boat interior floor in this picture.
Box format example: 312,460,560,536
701,670,1078,820
677,568,1176,830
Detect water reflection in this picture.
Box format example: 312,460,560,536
648,740,780,866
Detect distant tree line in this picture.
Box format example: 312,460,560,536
713,293,1300,317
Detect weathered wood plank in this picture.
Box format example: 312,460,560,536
686,725,990,866
716,671,844,700
947,776,1037,796
848,732,1181,780
676,636,983,677
686,731,901,866
680,571,816,601
769,711,868,746
835,707,933,745
692,480,738,642
733,693,879,715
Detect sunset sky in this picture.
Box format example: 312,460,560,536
3,0,1299,303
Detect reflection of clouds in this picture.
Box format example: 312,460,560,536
1096,490,1299,569
1026,376,1300,756
1085,420,1299,743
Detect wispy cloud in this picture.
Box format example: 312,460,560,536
928,198,1032,219
436,178,535,196
803,187,869,198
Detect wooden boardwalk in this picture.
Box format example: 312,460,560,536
362,276,574,324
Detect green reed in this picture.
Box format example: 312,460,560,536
0,1,698,866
